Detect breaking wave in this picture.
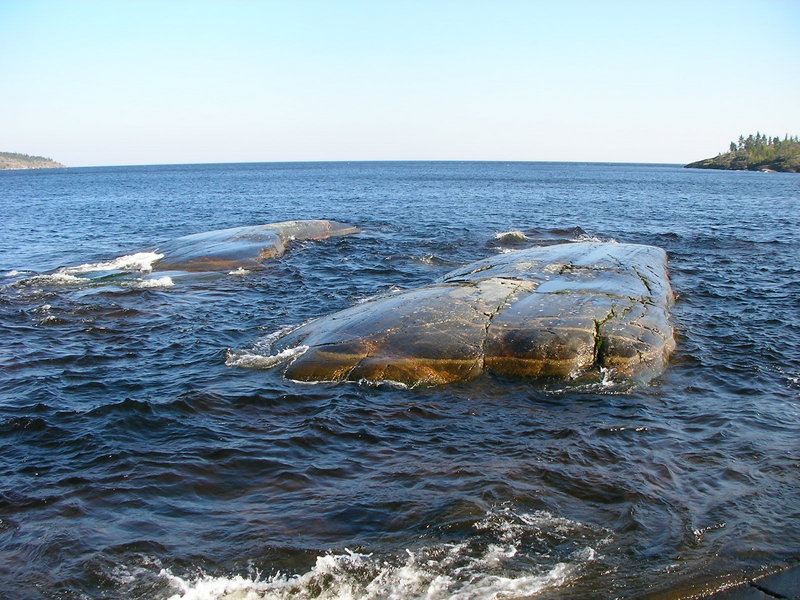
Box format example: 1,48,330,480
63,251,164,274
7,252,166,289
159,509,605,600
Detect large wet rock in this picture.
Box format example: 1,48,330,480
273,242,675,386
154,220,360,272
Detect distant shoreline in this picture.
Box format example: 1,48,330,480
4,159,689,170
0,152,65,170
685,133,800,173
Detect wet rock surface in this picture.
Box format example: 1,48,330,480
702,565,800,600
153,219,360,272
275,241,675,386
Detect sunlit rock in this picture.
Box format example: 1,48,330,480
153,220,360,272
274,242,675,386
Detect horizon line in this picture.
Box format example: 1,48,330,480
37,159,687,170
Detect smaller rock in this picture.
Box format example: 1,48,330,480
154,220,360,272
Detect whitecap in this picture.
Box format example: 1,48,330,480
227,267,251,276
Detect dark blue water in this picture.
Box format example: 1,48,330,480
1,162,798,600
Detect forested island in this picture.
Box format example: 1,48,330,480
0,152,65,170
685,133,800,172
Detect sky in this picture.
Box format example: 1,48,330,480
2,0,799,167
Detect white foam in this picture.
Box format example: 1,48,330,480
160,549,578,600
158,508,604,600
600,367,617,387
251,322,313,354
136,276,175,289
22,272,85,286
228,267,251,276
4,270,22,277
63,251,164,274
225,345,309,369
356,378,410,389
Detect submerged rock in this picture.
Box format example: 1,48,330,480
273,242,675,386
154,220,360,272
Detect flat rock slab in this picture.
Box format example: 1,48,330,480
702,565,800,600
154,220,359,272
273,241,675,386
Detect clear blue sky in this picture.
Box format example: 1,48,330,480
2,0,799,166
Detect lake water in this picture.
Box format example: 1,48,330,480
1,162,798,600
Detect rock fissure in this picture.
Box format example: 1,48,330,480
478,282,527,369
632,266,654,295
592,306,617,366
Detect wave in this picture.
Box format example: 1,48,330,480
159,508,604,600
16,272,86,286
494,230,528,243
62,251,164,274
6,252,166,290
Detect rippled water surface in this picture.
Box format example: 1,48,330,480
1,162,798,600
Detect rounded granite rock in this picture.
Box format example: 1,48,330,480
274,242,675,386
153,220,360,272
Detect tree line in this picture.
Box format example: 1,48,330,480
722,132,800,163
727,132,798,153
